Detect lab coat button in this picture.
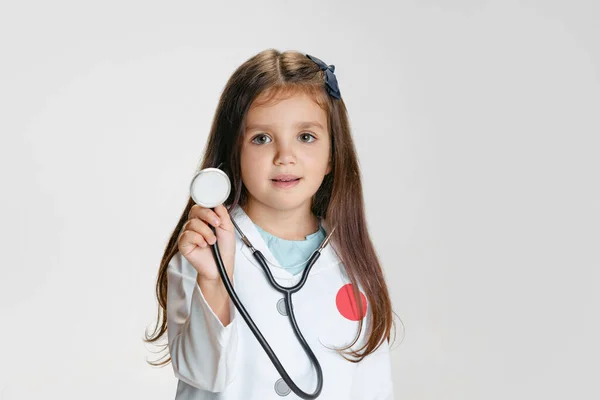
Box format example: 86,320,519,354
274,378,291,396
276,298,288,316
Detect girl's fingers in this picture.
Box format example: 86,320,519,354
187,204,233,236
178,230,208,253
189,218,217,244
189,205,221,229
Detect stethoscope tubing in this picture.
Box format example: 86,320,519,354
208,221,324,399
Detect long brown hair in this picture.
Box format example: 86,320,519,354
145,48,398,366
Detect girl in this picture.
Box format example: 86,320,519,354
145,49,397,399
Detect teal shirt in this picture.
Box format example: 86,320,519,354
254,222,327,275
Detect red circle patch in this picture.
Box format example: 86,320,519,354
335,284,367,321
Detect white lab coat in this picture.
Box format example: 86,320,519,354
167,204,394,399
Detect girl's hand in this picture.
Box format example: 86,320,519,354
177,204,236,283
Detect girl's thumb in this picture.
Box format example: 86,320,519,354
213,204,234,231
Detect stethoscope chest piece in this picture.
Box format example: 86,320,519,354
189,167,231,208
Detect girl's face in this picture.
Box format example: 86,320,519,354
240,91,332,213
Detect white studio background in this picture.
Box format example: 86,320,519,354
1,0,598,399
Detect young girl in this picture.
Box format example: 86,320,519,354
145,49,397,399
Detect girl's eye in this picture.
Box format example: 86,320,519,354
250,132,316,145
251,134,272,145
299,133,316,143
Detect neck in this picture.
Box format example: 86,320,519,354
242,200,319,241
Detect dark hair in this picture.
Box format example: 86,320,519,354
145,48,398,366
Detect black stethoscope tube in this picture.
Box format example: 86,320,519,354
208,217,334,399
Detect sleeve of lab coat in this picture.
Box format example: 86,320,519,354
166,251,239,391
350,338,394,399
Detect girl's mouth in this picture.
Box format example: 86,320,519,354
271,178,301,188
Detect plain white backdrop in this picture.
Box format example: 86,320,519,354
1,0,598,399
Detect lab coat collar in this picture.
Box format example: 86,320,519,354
229,204,341,282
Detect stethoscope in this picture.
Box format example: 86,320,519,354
190,167,336,399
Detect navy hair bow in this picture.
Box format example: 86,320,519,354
306,54,341,99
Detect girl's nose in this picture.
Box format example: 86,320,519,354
274,141,296,165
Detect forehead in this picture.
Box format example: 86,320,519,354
245,90,328,131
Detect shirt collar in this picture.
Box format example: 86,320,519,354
229,204,341,281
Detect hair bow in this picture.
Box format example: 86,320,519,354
306,54,341,99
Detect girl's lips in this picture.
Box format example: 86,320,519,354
271,178,301,188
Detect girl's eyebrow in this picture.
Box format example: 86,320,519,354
245,121,325,131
